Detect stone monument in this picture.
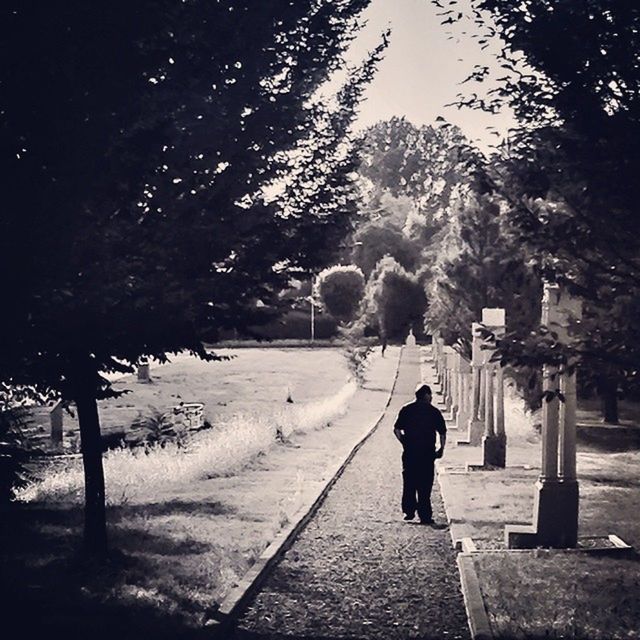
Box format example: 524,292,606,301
480,308,506,468
505,284,582,548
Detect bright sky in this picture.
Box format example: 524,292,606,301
345,0,516,151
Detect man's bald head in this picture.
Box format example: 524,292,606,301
415,384,432,401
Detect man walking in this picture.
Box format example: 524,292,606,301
393,383,446,525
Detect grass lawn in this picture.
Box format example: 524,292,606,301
2,346,399,640
473,551,640,640
422,346,640,640
50,347,353,441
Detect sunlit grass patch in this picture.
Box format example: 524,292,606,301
17,381,356,504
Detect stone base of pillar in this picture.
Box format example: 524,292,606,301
505,479,579,549
482,433,506,468
455,410,468,431
457,419,484,446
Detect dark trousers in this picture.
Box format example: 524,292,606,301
401,450,435,521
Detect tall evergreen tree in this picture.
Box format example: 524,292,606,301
425,192,542,349
365,256,427,341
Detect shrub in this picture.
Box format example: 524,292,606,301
316,265,365,323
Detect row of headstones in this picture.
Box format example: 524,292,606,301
427,283,583,549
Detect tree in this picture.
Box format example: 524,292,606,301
425,193,542,350
316,265,365,323
365,257,427,341
0,1,385,555
440,0,640,419
352,223,421,277
356,116,480,243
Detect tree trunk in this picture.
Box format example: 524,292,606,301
73,364,108,558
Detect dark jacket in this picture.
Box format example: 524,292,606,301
394,400,446,458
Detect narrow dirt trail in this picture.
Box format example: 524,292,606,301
232,346,470,640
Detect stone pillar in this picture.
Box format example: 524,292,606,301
559,369,577,480
433,336,444,387
478,367,486,421
540,364,559,480
484,366,495,437
471,366,481,421
449,351,458,420
495,365,505,438
456,357,472,430
459,323,485,446
442,348,454,413
480,308,506,468
506,284,582,549
443,346,456,413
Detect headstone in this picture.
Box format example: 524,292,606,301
137,359,151,382
405,328,416,347
50,400,64,449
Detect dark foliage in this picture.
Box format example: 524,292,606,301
438,0,640,414
0,0,384,553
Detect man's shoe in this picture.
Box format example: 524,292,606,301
419,518,433,525
403,513,415,521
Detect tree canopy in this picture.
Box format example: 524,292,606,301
0,0,384,553
437,1,640,416
425,192,541,350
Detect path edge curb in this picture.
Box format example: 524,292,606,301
457,553,494,640
208,347,405,637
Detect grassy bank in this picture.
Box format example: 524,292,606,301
17,381,356,504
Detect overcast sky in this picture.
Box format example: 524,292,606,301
345,0,516,150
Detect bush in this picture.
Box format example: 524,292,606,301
126,407,190,448
0,408,38,506
365,256,427,341
316,265,365,323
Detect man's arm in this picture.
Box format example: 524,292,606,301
393,408,405,444
435,432,446,458
435,410,447,458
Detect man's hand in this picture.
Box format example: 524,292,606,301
394,428,405,444
435,447,444,459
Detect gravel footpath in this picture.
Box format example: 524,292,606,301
232,346,470,640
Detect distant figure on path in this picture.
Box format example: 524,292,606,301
381,335,387,357
393,383,446,524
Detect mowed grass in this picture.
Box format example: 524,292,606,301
4,346,398,640
53,347,352,437
474,551,640,640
